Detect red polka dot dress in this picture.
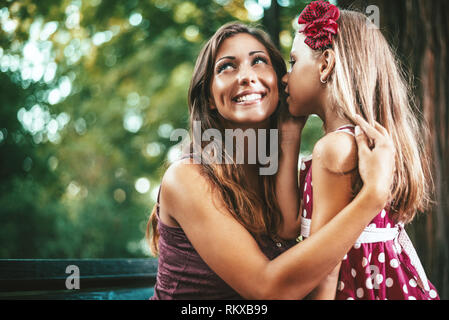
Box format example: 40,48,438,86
299,125,440,300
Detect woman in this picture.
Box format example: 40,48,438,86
146,23,396,300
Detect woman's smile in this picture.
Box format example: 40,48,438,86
210,33,279,125
232,90,267,106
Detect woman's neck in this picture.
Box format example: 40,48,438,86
221,118,272,131
222,120,270,196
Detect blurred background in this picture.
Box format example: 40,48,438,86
0,0,447,298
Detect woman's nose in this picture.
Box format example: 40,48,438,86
237,65,256,86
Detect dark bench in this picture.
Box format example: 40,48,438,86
0,259,158,300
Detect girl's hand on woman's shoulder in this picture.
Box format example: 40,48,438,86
353,115,396,206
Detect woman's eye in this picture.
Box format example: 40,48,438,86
253,56,268,65
217,63,234,73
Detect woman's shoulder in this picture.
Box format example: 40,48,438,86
160,158,239,232
159,158,214,222
313,130,358,174
161,157,222,209
162,158,208,196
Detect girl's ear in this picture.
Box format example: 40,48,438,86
319,49,336,84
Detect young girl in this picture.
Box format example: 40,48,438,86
282,1,440,300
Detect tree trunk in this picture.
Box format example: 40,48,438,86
263,1,280,49
338,0,449,299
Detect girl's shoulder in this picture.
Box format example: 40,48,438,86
312,130,358,175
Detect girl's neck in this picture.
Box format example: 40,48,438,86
318,101,352,134
323,117,353,134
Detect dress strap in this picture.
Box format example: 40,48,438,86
335,124,356,136
156,187,161,218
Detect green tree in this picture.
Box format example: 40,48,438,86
0,0,322,259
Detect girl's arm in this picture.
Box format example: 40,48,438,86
276,116,307,240
306,132,358,300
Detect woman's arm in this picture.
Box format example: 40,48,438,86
276,116,307,239
160,119,394,300
306,132,358,300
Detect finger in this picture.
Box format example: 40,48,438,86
373,121,396,153
374,121,389,136
354,126,371,154
353,115,383,141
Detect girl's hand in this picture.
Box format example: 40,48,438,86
353,115,396,205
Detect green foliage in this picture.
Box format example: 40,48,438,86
0,0,323,258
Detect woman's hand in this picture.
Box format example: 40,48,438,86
276,114,307,240
353,115,396,205
279,114,308,146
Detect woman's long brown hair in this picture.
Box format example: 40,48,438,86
146,23,288,256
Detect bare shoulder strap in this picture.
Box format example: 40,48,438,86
335,125,355,137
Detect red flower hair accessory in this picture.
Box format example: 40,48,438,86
298,0,340,50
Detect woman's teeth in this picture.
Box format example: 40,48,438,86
236,94,263,103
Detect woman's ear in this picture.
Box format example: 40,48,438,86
319,49,336,84
208,97,217,110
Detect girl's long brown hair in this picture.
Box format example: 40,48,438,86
147,23,288,256
317,10,433,223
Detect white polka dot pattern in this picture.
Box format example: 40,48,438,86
298,133,440,300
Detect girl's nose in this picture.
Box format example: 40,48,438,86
282,73,289,87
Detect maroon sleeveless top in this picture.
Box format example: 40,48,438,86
150,158,297,300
